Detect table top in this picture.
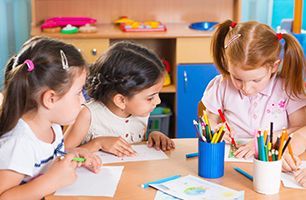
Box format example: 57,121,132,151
46,139,306,200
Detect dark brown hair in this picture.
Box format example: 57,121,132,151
211,20,305,97
0,36,86,136
87,41,165,104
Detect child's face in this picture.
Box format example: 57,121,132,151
51,69,87,125
123,77,164,117
228,64,277,96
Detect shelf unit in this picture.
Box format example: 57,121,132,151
31,0,241,137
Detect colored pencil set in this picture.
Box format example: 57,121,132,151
255,122,294,162
193,109,237,145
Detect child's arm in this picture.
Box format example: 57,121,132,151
65,107,135,156
64,106,91,149
0,154,77,200
147,131,175,151
294,169,306,188
82,136,136,157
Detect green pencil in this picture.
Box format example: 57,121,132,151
72,157,86,163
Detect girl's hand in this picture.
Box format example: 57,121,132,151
71,148,102,173
282,152,301,172
294,169,306,187
45,153,78,189
148,131,175,151
98,136,136,157
234,140,255,159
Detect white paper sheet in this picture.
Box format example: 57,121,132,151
55,166,124,197
154,191,180,200
150,175,244,200
281,161,306,189
97,144,168,164
225,143,253,163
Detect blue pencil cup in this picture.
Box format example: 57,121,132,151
198,140,225,178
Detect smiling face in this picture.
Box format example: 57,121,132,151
228,63,278,96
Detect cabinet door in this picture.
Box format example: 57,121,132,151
176,64,219,138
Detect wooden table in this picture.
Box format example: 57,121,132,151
46,139,306,200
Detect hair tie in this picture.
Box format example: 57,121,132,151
276,33,282,41
230,21,237,28
24,59,35,72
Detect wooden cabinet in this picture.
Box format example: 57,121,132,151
31,0,240,137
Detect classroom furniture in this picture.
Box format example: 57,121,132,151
293,0,303,33
45,139,306,200
176,64,219,138
30,0,241,136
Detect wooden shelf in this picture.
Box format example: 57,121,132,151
31,23,214,39
161,84,176,93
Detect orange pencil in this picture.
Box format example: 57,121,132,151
285,134,296,165
278,129,286,160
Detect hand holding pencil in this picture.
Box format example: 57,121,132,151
217,109,237,148
282,151,301,172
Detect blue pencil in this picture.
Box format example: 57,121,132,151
185,152,199,158
233,167,253,181
141,175,181,188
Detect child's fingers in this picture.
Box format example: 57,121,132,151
147,136,154,147
118,141,136,154
282,159,292,172
153,136,161,150
115,145,134,156
294,155,302,166
244,149,254,159
234,146,249,158
295,169,306,183
160,137,168,151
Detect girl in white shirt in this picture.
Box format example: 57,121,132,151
0,37,100,200
65,41,175,156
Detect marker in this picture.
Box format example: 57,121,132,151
185,152,199,158
72,157,86,162
234,167,253,181
141,175,181,189
58,150,86,163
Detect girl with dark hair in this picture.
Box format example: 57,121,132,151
0,36,100,199
65,41,175,157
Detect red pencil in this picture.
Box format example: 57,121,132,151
218,109,237,148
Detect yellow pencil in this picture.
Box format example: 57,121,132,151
214,123,225,143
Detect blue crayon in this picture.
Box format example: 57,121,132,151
185,152,199,158
141,175,181,189
234,167,253,181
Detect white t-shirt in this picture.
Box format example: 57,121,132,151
83,101,148,144
0,119,64,183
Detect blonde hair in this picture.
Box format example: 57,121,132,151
211,20,305,97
